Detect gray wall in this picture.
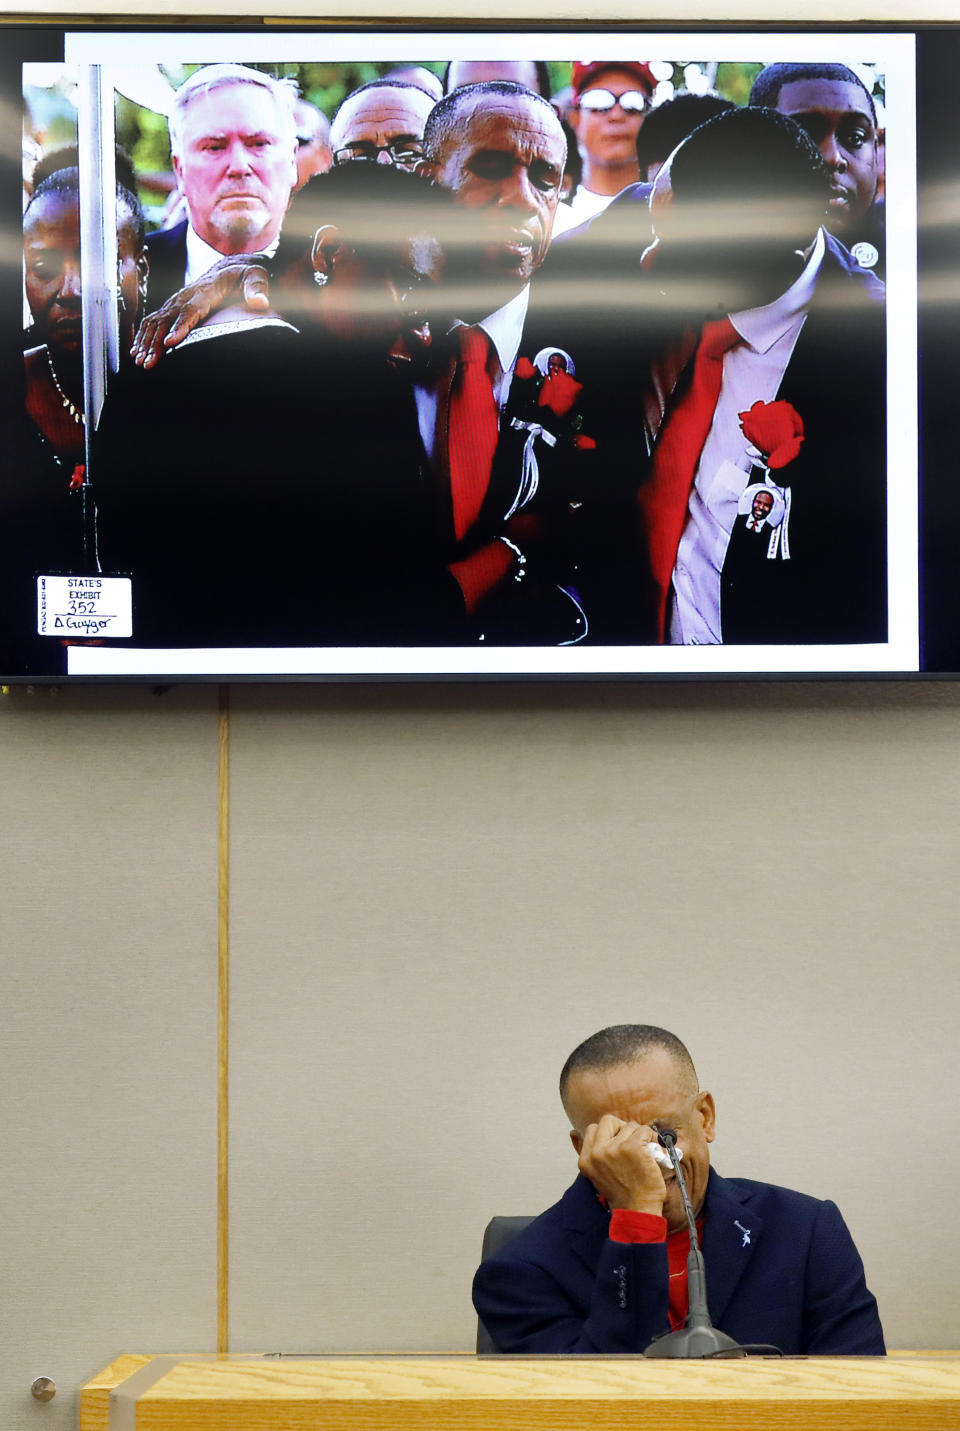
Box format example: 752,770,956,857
1,688,219,1429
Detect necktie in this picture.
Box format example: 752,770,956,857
446,325,499,545
638,316,741,640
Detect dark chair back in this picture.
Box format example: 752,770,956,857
476,1215,535,1354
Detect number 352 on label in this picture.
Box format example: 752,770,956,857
36,574,133,638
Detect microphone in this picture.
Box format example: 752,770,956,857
642,1126,745,1359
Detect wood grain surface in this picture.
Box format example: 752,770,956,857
82,1354,960,1431
80,1355,156,1431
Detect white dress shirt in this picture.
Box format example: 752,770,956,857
184,224,280,286
412,285,530,466
668,229,826,646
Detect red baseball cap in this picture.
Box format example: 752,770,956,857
571,61,656,96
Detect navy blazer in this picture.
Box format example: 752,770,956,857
473,1169,885,1355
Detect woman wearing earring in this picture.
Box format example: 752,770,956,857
3,168,148,673
24,167,148,472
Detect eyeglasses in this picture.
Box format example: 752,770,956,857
332,141,424,169
577,88,648,115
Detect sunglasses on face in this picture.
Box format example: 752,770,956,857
333,141,424,169
577,88,648,115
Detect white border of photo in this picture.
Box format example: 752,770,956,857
62,28,917,678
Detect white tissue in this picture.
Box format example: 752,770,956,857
647,1142,682,1170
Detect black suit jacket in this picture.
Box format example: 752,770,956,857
144,220,189,312
93,324,462,648
529,229,887,645
473,1168,885,1355
717,233,886,645
427,313,589,645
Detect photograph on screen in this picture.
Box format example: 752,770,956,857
6,29,917,680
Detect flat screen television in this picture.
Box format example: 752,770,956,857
2,21,955,682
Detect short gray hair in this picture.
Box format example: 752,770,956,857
169,63,298,158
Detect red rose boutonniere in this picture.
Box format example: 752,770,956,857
738,400,804,469
68,463,86,492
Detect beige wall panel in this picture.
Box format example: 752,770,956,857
0,688,219,1431
227,683,960,1355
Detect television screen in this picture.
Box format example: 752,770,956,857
3,23,952,681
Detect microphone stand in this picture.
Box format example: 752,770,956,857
643,1128,746,1359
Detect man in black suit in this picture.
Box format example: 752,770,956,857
416,81,585,638
146,63,298,310
749,63,884,280
564,106,886,646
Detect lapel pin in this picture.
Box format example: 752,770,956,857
851,241,879,270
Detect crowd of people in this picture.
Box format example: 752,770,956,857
14,55,887,660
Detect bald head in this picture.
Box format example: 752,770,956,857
330,82,435,166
